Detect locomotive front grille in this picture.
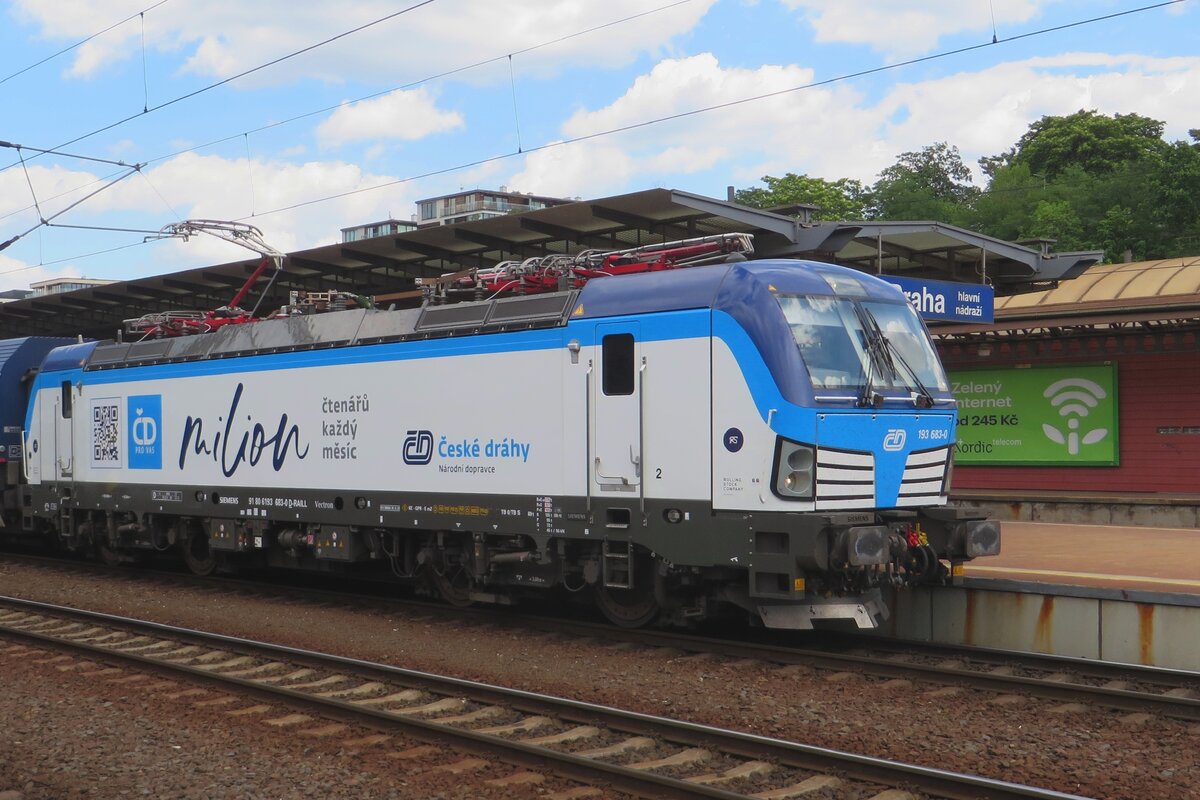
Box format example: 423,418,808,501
814,446,875,510
895,446,950,506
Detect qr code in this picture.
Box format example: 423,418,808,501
92,402,120,466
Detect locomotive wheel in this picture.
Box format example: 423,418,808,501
429,563,475,607
95,538,123,568
594,582,660,628
181,528,217,576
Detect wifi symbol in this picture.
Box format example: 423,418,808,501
1042,378,1109,455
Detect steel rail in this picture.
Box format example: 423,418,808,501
4,550,1198,722
0,594,1088,800
605,628,1200,722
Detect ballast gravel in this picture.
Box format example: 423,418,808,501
0,648,592,800
1,558,1197,800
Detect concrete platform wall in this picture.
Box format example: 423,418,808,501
878,583,1200,670
951,499,1200,529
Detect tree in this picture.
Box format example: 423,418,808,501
967,162,1043,241
737,115,1200,261
1008,110,1166,179
1147,132,1200,256
1097,205,1144,261
734,173,871,220
971,114,1200,260
871,142,978,222
1022,199,1084,251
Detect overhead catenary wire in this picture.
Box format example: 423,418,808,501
0,140,140,169
1,240,152,275
508,55,524,153
0,169,123,224
16,149,44,222
0,165,144,253
137,169,183,223
140,0,693,168
0,0,694,225
0,0,441,173
0,0,1186,274
244,134,257,218
234,0,1189,222
141,12,150,112
0,141,150,250
0,0,174,88
41,223,167,235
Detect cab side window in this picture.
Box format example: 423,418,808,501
602,334,634,396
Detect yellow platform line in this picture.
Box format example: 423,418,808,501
967,565,1200,590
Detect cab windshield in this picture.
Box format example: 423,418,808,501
775,294,949,393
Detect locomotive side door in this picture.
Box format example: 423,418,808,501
28,390,50,483
53,380,75,480
592,323,642,492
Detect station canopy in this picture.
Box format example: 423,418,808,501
0,188,1103,341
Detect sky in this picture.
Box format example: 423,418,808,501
1,0,1197,292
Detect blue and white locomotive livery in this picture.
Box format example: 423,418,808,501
3,234,999,629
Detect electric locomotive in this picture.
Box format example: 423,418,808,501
2,233,999,629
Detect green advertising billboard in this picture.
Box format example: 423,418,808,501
949,364,1119,465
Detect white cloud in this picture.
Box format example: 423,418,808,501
509,142,638,199
316,88,463,147
873,53,1200,178
779,0,1049,58
7,44,1197,285
0,163,109,222
107,153,418,254
1,152,424,276
0,254,82,294
508,53,872,195
15,0,717,83
507,50,1200,197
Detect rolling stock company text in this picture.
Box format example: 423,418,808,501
436,436,533,474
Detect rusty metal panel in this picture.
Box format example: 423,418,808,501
1100,600,1200,670
928,588,1101,659
875,586,934,641
883,584,1200,668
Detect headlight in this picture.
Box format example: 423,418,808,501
835,525,890,566
774,439,815,500
960,519,1001,557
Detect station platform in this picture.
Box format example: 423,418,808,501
963,521,1200,596
881,521,1199,668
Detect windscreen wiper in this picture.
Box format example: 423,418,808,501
852,304,887,408
860,305,935,409
882,338,935,408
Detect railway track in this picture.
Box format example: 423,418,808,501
0,594,1088,800
4,551,1198,726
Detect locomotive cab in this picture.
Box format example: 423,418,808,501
700,261,1000,627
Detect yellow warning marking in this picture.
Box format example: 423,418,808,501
572,304,585,316
968,565,1200,589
